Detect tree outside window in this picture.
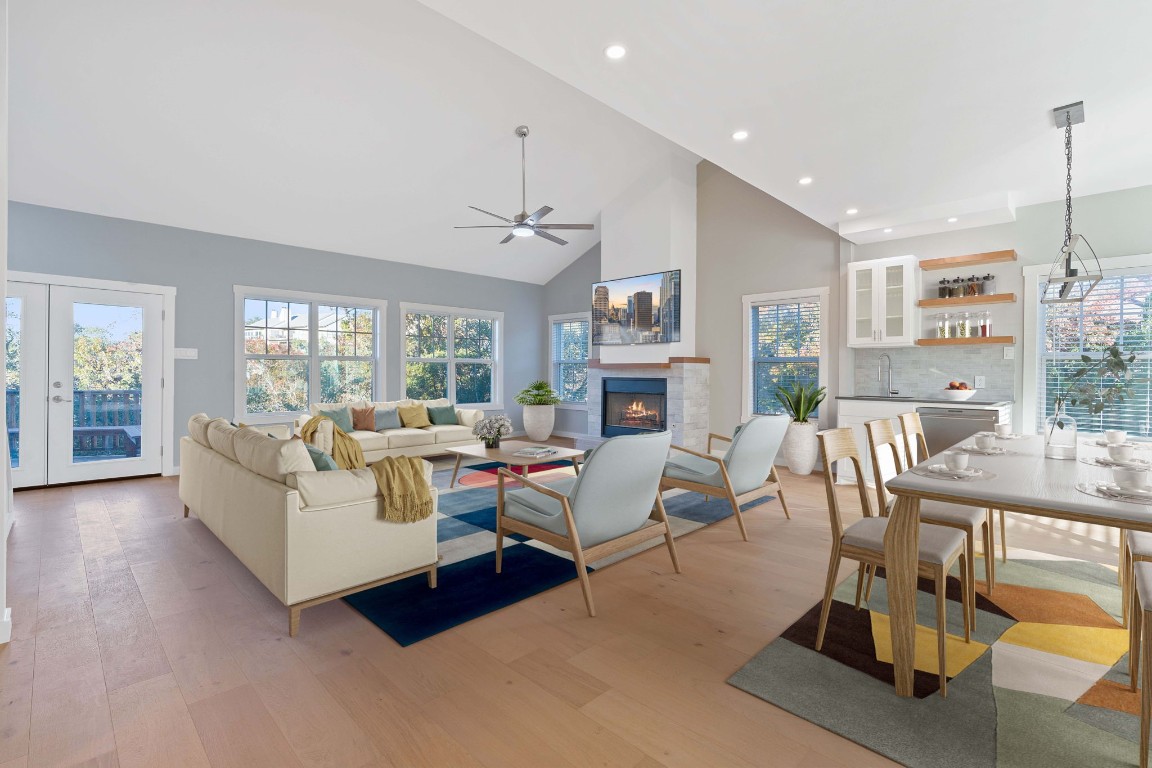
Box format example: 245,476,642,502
404,308,499,405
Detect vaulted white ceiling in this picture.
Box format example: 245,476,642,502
9,0,686,284
419,0,1152,244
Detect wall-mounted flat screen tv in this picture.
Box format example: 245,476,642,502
592,269,681,345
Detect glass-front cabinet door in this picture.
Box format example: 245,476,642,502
846,262,877,346
846,256,918,348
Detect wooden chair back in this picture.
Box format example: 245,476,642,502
898,412,930,468
817,428,874,540
865,418,907,516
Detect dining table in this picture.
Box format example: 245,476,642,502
883,433,1152,697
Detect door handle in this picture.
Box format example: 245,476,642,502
52,395,72,403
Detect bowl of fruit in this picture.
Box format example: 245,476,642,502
942,381,977,401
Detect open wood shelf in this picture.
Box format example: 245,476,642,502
916,336,1015,347
917,293,1017,308
919,249,1018,271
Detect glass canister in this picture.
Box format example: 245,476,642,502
966,275,982,296
950,277,966,298
979,311,992,337
955,311,972,338
982,273,997,294
936,313,952,339
937,279,950,299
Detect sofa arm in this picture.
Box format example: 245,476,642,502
299,418,334,454
456,408,484,428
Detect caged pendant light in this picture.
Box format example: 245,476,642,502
1041,101,1102,304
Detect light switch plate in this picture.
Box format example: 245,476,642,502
1003,347,1015,360
974,375,986,389
174,348,199,360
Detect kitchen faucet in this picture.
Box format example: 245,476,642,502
878,353,898,397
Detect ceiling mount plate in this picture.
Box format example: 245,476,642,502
1052,101,1085,127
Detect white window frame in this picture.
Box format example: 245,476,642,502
741,287,830,425
548,311,591,409
233,286,387,423
400,302,503,409
1022,253,1152,434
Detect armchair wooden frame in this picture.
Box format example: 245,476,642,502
495,468,681,617
658,432,790,543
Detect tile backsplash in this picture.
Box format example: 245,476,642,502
853,346,1015,401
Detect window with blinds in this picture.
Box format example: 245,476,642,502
1037,272,1152,436
551,316,590,403
749,298,821,415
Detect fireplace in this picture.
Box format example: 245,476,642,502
602,377,668,437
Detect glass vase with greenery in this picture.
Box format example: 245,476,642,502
1046,344,1137,459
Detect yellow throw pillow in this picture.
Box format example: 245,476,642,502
398,403,432,429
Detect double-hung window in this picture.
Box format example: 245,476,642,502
402,304,502,407
1033,268,1152,436
549,312,590,404
743,289,827,420
236,287,385,420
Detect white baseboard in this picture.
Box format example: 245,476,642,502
165,464,181,477
0,608,12,644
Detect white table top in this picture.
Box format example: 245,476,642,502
885,435,1152,531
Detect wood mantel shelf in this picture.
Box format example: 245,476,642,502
919,249,1018,271
589,357,710,369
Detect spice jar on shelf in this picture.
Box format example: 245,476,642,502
979,311,992,337
966,275,982,296
936,313,952,339
950,277,966,298
982,273,997,295
936,278,951,299
955,311,972,338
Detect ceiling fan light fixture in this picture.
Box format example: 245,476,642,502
511,224,535,237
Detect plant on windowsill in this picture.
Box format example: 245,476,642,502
473,414,513,449
775,382,827,475
515,380,561,441
1045,344,1138,459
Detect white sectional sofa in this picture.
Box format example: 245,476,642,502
179,414,439,636
294,398,483,462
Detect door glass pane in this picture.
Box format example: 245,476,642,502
885,265,904,338
6,297,20,467
855,267,873,339
72,303,144,462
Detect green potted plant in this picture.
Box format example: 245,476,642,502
1045,344,1138,459
515,380,561,441
775,382,827,475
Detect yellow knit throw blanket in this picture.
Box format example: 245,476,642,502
370,456,434,523
299,415,365,470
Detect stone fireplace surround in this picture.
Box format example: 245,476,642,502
586,358,710,451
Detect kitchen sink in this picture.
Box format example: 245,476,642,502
845,395,914,400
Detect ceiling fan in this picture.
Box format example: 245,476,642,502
455,125,595,245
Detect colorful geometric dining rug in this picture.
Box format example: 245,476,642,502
728,552,1142,768
346,469,777,645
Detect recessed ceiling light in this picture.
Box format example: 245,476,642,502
798,177,813,185
883,228,893,233
846,208,858,215
947,217,959,223
604,44,627,60
731,130,749,141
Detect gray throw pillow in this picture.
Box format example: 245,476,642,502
375,407,402,431
427,404,459,425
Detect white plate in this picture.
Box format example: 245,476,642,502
1085,439,1141,448
960,445,1006,455
927,464,981,477
1096,482,1152,499
995,434,1025,440
1092,456,1152,468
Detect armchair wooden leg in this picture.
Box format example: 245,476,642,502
815,545,841,652
496,475,506,574
653,496,681,574
935,564,948,698
183,504,189,518
571,546,596,617
724,486,749,542
289,606,301,638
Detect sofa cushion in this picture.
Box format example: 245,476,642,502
233,428,316,483
374,407,402,431
206,419,240,462
385,428,436,448
310,401,368,417
398,404,432,429
187,413,212,447
348,430,391,452
427,404,458,425
304,443,339,471
315,404,353,433
370,400,411,411
424,425,474,444
420,398,452,409
351,405,376,432
289,461,433,508
455,408,484,427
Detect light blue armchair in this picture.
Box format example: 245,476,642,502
660,415,791,541
496,431,679,617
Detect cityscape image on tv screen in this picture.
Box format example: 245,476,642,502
592,270,681,345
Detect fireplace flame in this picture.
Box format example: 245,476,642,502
624,400,659,420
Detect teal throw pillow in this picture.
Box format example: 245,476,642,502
304,443,339,471
427,404,458,426
375,407,402,431
316,405,353,434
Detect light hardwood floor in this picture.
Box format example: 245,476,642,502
0,465,1125,767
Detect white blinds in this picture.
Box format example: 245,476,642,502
1037,272,1152,436
551,319,589,403
749,298,821,415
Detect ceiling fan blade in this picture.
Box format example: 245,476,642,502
533,229,568,246
535,224,595,230
499,232,517,244
454,225,513,229
525,206,553,225
468,205,514,223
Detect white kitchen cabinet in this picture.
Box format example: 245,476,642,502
846,255,918,347
835,399,910,488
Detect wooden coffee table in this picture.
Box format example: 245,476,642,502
445,441,585,488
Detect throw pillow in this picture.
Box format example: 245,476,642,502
398,403,432,429
427,404,458,425
375,407,402,431
316,405,353,434
304,443,339,471
351,405,376,432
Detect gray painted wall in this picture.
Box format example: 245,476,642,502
541,243,600,435
8,202,546,463
695,161,847,433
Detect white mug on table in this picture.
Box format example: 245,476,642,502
1108,443,1135,462
943,451,969,471
1105,429,1128,445
974,433,996,450
1113,465,1149,491
995,423,1012,437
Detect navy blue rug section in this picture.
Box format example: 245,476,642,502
660,491,773,525
343,544,587,646
454,506,529,542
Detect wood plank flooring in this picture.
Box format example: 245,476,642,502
0,466,1123,767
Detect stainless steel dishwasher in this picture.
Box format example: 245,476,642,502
916,407,1000,456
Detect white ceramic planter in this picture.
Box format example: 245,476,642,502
522,405,555,442
781,420,818,476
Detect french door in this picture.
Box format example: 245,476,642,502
7,282,164,487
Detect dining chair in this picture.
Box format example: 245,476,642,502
1130,559,1152,768
816,427,971,697
660,414,791,541
866,418,993,633
1124,532,1152,631
898,411,1007,566
496,431,679,617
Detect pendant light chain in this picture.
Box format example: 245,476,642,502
1064,112,1073,248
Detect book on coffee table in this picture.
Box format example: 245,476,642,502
511,446,558,458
